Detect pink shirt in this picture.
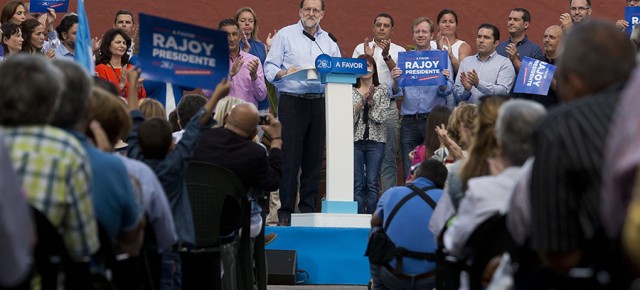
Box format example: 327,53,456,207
205,51,267,107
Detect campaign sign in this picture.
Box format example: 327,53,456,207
138,13,229,90
514,56,556,95
625,6,640,36
398,50,448,87
315,55,367,75
29,0,69,13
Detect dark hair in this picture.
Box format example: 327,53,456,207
423,105,452,160
92,75,120,96
354,54,380,88
50,59,92,128
299,0,325,10
0,54,63,126
570,0,591,6
437,9,458,25
374,13,394,27
114,10,134,24
478,23,500,41
414,159,448,189
0,1,24,24
512,8,531,23
218,18,240,30
138,117,173,159
557,20,636,96
56,14,78,42
234,7,260,41
95,28,131,66
20,19,43,54
168,110,181,132
177,94,206,128
1,22,21,54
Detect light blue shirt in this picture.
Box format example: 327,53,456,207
394,50,453,115
264,21,340,94
453,51,516,104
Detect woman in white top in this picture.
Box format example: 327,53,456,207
432,9,472,76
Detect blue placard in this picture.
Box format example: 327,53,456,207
315,55,367,75
625,6,640,36
137,13,229,90
397,50,448,87
513,56,556,96
29,0,69,13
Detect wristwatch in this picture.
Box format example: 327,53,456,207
383,55,391,61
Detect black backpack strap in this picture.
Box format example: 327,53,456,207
407,183,437,209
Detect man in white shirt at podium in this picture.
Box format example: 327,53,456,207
264,0,340,226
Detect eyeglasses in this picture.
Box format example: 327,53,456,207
301,7,322,15
570,6,590,12
628,0,640,4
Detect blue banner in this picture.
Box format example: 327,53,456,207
625,6,640,36
29,0,69,13
73,0,93,74
138,13,229,90
513,56,556,96
397,50,448,87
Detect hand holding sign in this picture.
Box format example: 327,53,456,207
391,67,402,80
617,20,629,30
46,8,56,26
514,56,557,95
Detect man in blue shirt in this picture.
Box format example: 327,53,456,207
496,8,544,73
391,17,452,180
370,159,447,290
264,0,340,225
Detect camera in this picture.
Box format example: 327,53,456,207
259,115,269,125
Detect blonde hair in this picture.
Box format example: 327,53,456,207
448,103,478,149
458,96,508,192
235,7,260,41
87,87,132,146
139,98,166,120
214,96,247,126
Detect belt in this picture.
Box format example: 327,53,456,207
384,264,436,280
281,92,324,99
403,113,429,120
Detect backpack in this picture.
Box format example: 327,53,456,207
365,184,438,272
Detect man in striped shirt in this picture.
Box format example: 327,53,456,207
530,21,635,287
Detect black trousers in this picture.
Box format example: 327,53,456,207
277,94,326,217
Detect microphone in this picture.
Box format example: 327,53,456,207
303,30,326,54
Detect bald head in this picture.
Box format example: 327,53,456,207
543,25,563,56
224,103,259,138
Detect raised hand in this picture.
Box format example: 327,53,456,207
363,38,374,56
247,59,259,81
266,29,278,52
230,54,245,78
505,43,519,62
460,72,472,91
380,39,391,58
46,8,56,26
560,13,573,31
241,33,251,52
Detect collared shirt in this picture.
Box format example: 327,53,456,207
445,166,522,257
396,49,453,115
264,21,341,94
352,41,406,88
531,84,622,252
1,125,99,261
453,51,516,104
114,154,178,250
496,35,544,62
229,50,267,107
352,86,390,143
54,43,74,59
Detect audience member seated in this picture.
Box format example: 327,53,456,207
139,98,167,120
369,159,448,290
0,54,100,261
51,59,145,256
173,94,207,144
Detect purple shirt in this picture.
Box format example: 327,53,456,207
204,50,267,107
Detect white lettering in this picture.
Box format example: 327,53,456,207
632,17,640,25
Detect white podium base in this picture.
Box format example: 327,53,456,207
290,213,372,228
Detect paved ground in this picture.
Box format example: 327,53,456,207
268,285,367,290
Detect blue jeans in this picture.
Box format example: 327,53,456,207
354,140,385,214
400,117,427,181
160,248,182,290
371,263,436,290
380,101,399,193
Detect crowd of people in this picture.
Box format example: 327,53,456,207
2,0,640,289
